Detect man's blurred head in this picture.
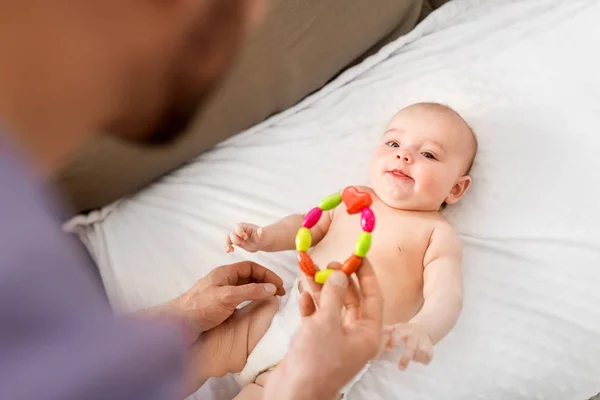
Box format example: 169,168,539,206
103,0,266,146
0,0,266,151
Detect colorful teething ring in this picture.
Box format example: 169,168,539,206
295,186,376,284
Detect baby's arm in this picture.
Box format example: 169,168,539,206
226,209,335,254
261,209,333,252
387,224,463,369
411,224,463,344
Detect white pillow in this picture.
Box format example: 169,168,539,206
66,0,600,399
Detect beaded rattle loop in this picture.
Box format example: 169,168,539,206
295,186,376,284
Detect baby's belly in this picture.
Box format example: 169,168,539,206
311,247,424,325
377,273,424,325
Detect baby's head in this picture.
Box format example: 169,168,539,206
369,102,477,211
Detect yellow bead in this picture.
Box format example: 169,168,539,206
354,232,372,258
295,227,312,252
315,269,335,284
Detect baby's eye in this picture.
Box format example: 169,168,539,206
386,141,400,148
422,152,437,160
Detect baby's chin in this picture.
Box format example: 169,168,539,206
372,185,442,212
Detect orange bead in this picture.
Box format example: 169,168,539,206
341,254,363,275
297,252,318,276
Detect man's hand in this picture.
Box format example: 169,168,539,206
149,261,285,345
263,260,384,400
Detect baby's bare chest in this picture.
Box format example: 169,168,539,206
310,208,438,323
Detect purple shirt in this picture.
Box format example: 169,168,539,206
0,135,186,399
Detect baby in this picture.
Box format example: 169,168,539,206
216,102,477,399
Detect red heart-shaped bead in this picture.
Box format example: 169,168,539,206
342,186,373,214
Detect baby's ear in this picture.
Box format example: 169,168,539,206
445,175,472,205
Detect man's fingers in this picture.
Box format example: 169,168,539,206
312,291,321,308
217,261,285,295
299,292,316,318
343,277,361,316
302,261,342,301
302,275,321,297
302,262,358,317
317,271,348,322
355,258,383,324
219,283,278,308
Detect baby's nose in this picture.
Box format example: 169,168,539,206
396,153,412,163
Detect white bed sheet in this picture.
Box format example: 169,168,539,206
66,0,600,399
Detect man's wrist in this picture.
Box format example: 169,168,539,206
182,340,210,396
138,298,199,346
264,367,338,400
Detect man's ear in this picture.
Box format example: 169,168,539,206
445,175,472,205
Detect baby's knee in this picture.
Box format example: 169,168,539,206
246,297,279,354
227,297,279,374
198,297,280,378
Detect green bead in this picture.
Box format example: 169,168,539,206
354,232,372,258
318,193,342,211
315,269,335,284
295,228,312,252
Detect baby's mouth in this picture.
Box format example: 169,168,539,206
387,169,413,181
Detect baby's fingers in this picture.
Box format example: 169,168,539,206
386,325,405,350
414,340,433,365
229,231,246,248
398,334,418,371
235,224,250,240
224,234,235,253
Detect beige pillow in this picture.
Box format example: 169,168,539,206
54,0,427,214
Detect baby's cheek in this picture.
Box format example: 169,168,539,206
415,172,445,200
367,158,384,181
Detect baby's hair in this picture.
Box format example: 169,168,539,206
407,102,478,210
410,101,478,174
464,123,478,174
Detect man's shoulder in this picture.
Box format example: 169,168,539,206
0,144,107,309
0,146,71,261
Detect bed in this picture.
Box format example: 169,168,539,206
66,0,600,399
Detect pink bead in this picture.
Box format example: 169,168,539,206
361,208,375,232
302,207,323,229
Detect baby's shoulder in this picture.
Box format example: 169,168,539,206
425,215,462,256
404,210,452,230
429,212,454,230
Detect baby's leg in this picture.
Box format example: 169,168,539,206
232,370,271,400
195,296,279,379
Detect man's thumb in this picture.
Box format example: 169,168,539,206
318,271,347,320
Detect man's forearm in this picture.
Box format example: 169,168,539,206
263,374,338,400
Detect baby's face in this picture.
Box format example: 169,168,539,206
369,103,475,211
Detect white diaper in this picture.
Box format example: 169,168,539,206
234,279,369,396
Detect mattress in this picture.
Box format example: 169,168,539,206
65,0,600,399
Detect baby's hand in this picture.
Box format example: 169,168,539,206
385,323,433,370
224,223,266,253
